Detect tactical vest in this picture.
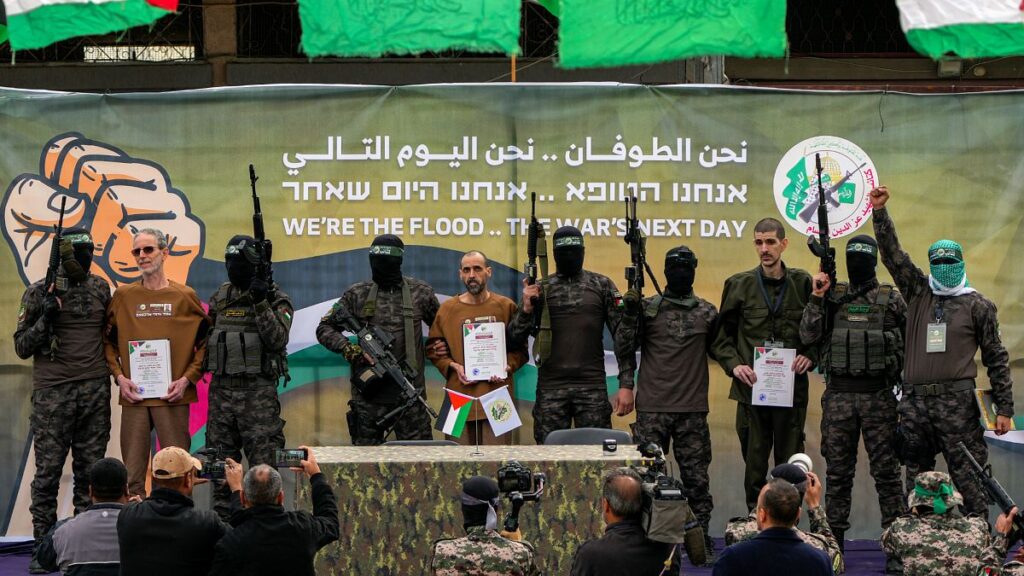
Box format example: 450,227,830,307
206,284,278,378
360,281,418,371
828,283,902,383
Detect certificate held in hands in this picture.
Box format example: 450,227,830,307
462,322,507,381
752,346,796,408
128,339,172,399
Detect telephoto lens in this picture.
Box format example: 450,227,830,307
788,453,813,473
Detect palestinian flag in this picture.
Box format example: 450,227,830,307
1,0,177,50
435,388,475,438
897,0,1024,59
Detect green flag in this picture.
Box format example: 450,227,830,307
556,0,787,69
299,0,521,58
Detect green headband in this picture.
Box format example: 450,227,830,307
928,241,963,263
914,482,954,514
369,245,404,257
847,242,877,257
553,236,583,248
63,233,93,246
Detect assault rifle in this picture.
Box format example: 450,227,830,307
525,192,546,331
958,441,1024,543
623,195,661,296
249,164,274,285
806,153,837,296
44,196,68,359
334,308,438,428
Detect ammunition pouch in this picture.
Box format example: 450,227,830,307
206,328,265,376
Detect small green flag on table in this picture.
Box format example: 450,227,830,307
555,0,787,69
299,0,521,58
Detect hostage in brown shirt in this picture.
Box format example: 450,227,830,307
426,251,528,445
104,228,209,497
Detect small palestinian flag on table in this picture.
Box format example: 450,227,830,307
435,388,475,438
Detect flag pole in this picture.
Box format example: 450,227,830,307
511,54,517,83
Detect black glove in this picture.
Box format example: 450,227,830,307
623,288,642,314
249,277,269,303
42,293,61,323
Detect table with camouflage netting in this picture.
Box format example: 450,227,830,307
297,445,635,575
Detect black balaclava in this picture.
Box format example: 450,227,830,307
60,227,94,282
225,234,258,290
460,476,500,532
664,245,698,296
552,226,584,277
369,234,405,288
845,234,878,286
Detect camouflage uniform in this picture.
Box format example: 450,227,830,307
616,292,718,539
508,269,627,445
800,281,908,539
205,282,292,518
317,277,440,445
882,472,1008,576
431,526,539,576
15,275,112,540
725,505,845,574
874,208,1013,516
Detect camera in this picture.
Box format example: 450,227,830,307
630,443,706,566
788,453,813,474
495,461,546,532
195,448,226,481
275,448,308,468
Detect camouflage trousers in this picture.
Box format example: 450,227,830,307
821,388,906,536
348,392,433,446
207,375,286,519
532,386,611,445
897,388,990,515
633,411,714,533
30,376,111,539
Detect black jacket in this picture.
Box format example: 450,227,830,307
208,473,339,576
570,519,673,576
713,527,833,576
118,487,239,576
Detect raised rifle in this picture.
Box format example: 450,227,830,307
958,441,1024,543
623,195,662,297
44,196,68,359
333,307,438,427
525,192,546,331
806,153,837,296
249,164,274,286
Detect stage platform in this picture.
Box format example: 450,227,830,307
6,537,1018,575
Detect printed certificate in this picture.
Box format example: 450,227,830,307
752,346,796,408
462,322,507,381
128,339,172,399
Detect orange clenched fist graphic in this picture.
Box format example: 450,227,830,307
2,133,205,287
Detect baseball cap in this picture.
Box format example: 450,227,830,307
152,446,202,479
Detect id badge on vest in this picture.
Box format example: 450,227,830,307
764,340,784,349
926,323,946,353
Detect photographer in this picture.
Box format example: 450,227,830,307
431,476,539,576
118,447,242,576
209,446,339,576
570,468,673,576
725,463,843,573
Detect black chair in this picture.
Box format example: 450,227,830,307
543,427,632,445
382,439,460,446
